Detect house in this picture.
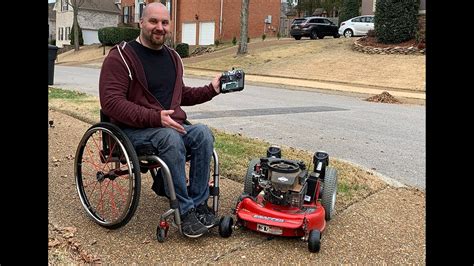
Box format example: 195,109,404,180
116,0,280,46
361,0,426,15
54,0,120,48
48,3,56,42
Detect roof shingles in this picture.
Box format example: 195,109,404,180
79,0,120,14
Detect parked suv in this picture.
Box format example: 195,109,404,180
338,15,375,37
290,16,340,40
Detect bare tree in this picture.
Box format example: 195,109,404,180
67,0,86,51
237,0,249,55
320,0,342,17
297,0,321,16
287,0,295,8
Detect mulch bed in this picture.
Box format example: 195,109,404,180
358,36,418,48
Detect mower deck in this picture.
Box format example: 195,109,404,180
236,195,326,237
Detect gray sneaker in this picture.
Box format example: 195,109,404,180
181,208,208,238
196,202,219,229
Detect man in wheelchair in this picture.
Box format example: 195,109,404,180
99,2,222,238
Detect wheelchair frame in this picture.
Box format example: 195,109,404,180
74,111,221,242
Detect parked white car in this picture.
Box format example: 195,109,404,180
338,15,375,37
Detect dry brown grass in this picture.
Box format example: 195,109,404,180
48,92,100,125
186,38,425,91
56,44,112,65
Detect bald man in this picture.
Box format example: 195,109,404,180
99,2,222,238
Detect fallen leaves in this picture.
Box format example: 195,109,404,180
49,224,101,264
48,238,61,248
365,91,401,104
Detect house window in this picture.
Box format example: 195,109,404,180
138,0,145,19
61,0,69,11
372,0,377,12
123,6,130,23
167,0,172,19
159,0,172,19
160,0,171,13
58,27,64,41
65,27,71,40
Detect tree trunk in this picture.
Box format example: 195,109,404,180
73,9,79,51
237,0,249,55
69,0,84,51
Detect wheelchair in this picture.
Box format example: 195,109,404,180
74,111,231,242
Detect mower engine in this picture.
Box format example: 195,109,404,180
259,158,308,209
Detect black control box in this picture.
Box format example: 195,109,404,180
219,69,245,93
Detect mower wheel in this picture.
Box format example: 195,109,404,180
308,230,321,252
321,166,338,221
218,216,234,238
244,159,260,196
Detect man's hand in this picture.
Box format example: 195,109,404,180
211,73,222,94
160,110,186,134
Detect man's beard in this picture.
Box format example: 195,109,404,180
147,31,167,46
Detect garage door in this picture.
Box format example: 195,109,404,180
182,23,196,45
82,29,100,45
199,22,215,45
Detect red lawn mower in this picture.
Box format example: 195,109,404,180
218,146,338,252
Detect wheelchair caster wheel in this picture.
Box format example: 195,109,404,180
218,216,233,238
157,227,167,243
157,221,169,243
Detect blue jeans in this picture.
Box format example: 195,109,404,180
122,124,214,215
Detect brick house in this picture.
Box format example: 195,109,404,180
116,0,280,45
361,0,426,15
54,0,120,48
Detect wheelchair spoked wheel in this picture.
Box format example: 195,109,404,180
74,122,141,229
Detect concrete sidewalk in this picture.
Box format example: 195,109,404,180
48,109,425,264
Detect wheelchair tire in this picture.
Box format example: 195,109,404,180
74,122,141,229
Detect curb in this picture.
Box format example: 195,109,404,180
335,158,407,188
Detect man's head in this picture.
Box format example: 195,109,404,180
139,2,170,49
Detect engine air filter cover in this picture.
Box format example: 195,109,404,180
268,160,301,191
